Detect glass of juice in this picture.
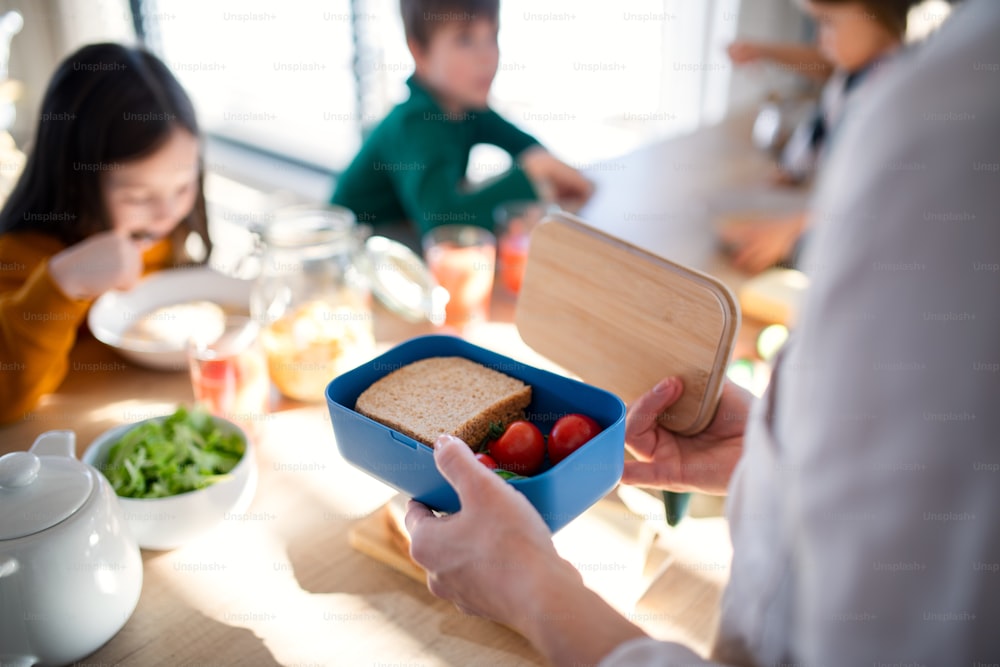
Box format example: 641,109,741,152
188,315,270,438
422,225,496,328
494,201,545,295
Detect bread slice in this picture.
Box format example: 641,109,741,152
355,357,531,447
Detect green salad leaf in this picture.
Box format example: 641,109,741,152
493,469,526,481
102,406,246,498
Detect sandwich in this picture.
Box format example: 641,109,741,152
355,356,531,447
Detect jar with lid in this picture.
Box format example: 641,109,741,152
250,206,375,402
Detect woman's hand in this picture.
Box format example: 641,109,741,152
49,230,146,300
623,377,751,495
405,434,563,620
406,434,646,665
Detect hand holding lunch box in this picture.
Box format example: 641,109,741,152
327,213,738,529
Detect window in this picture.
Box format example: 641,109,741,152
142,0,359,171
140,0,743,174
489,0,740,166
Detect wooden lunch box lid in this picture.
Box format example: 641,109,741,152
515,213,740,436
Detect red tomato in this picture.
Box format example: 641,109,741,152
489,420,545,475
475,453,498,469
548,414,601,465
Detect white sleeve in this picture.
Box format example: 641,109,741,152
609,4,1000,665
600,637,720,666
780,1,1000,663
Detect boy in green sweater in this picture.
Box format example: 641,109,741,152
331,0,592,240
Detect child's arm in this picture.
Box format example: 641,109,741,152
0,232,145,423
475,111,594,208
717,211,808,274
518,146,594,210
472,109,540,158
728,40,834,82
391,117,539,234
0,239,91,423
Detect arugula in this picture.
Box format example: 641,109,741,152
476,420,508,453
493,469,527,481
103,406,246,498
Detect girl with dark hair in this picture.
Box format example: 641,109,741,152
722,0,924,273
0,42,210,422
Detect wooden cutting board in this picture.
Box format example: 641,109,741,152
515,213,739,435
348,498,426,584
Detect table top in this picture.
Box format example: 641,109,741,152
0,113,804,666
579,110,810,293
2,307,731,667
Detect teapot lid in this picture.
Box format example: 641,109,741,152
0,431,94,540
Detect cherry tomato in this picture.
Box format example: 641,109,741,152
475,452,498,469
548,413,601,465
489,420,545,475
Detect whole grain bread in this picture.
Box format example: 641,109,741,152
355,357,532,447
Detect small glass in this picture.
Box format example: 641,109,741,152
494,201,545,295
188,316,270,438
422,225,496,328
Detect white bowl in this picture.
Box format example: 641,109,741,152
81,416,258,551
88,267,253,371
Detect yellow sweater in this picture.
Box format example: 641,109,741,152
0,231,173,424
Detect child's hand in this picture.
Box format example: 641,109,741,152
718,212,806,274
519,147,594,209
49,230,146,300
727,40,767,65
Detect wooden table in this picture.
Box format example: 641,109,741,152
579,110,810,290
578,109,809,363
1,113,804,666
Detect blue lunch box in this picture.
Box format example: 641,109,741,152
325,334,626,532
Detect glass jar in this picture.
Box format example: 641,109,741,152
250,206,375,402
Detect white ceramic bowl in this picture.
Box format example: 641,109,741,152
88,267,253,371
81,415,258,551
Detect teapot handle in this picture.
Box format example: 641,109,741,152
29,430,76,458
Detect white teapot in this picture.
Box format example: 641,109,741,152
0,430,143,667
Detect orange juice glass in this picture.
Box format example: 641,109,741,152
494,201,545,294
422,225,496,328
188,316,270,437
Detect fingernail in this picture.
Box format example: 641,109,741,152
654,378,676,395
435,433,458,451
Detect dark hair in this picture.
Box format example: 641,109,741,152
0,42,210,260
810,0,922,37
400,0,500,48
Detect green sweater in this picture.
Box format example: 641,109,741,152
331,76,539,236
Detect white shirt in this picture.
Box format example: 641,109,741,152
604,1,1000,664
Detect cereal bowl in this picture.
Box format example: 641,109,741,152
88,267,253,371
